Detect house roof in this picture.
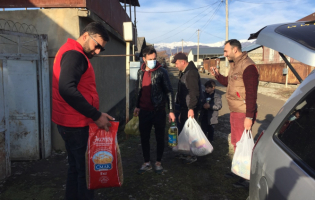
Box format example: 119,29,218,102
190,47,224,55
119,0,140,7
136,37,146,53
242,43,262,52
217,43,262,59
297,12,315,22
146,42,153,47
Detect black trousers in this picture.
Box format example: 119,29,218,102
200,115,214,142
139,109,166,162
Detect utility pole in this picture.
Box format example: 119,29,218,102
197,29,200,66
130,4,132,23
134,6,136,27
225,0,229,67
177,47,178,54
126,41,130,123
182,39,184,53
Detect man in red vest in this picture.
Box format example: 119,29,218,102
52,22,113,200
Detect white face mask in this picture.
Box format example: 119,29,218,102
146,60,156,69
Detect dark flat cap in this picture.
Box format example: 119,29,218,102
171,53,187,63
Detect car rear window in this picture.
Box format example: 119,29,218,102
275,22,315,51
275,88,315,175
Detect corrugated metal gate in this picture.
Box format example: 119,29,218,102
0,28,51,179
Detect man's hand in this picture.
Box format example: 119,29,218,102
95,113,115,131
169,112,175,122
203,103,210,109
188,109,194,118
210,67,219,76
134,107,140,117
244,117,253,130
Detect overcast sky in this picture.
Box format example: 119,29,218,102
131,0,315,45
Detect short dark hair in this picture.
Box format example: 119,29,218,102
205,80,216,88
142,46,157,58
81,22,110,42
225,39,242,52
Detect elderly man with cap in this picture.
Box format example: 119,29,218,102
172,53,202,164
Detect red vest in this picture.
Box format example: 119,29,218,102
52,38,99,127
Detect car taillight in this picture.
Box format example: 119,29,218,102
252,130,264,157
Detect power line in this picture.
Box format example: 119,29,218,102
184,3,223,44
153,1,222,43
234,0,288,4
201,31,225,40
183,2,223,42
150,6,212,41
200,2,223,32
185,30,197,41
150,1,220,41
132,4,216,13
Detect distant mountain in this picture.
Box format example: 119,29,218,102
154,39,256,56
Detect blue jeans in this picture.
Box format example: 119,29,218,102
57,125,94,200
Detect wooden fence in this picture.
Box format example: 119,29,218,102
203,58,313,84
257,63,313,84
203,59,220,73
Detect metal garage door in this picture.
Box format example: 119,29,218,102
0,29,50,167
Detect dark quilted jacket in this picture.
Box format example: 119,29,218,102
177,61,201,110
136,64,174,112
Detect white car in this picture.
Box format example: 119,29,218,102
247,21,315,200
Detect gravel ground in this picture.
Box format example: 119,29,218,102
0,67,296,200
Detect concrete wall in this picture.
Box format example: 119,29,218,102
0,8,135,151
248,47,263,64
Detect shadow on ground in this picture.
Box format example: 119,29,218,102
0,67,248,200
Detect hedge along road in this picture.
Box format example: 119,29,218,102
0,66,287,200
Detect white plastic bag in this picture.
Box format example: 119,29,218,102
231,129,254,180
173,117,213,156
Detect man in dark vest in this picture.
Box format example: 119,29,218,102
210,39,259,188
52,22,113,200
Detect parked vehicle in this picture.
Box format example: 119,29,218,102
247,21,315,200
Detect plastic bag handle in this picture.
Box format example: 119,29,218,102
245,130,252,139
184,117,192,129
239,129,252,142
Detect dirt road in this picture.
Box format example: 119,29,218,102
0,67,290,200
197,71,287,139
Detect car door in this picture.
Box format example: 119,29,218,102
250,71,315,200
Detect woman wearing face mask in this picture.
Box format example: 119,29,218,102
134,46,175,175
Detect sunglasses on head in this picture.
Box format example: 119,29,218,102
89,35,105,52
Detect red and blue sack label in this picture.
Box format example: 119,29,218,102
86,122,123,189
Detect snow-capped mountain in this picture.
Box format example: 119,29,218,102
154,39,256,55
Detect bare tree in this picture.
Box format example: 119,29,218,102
157,50,169,67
